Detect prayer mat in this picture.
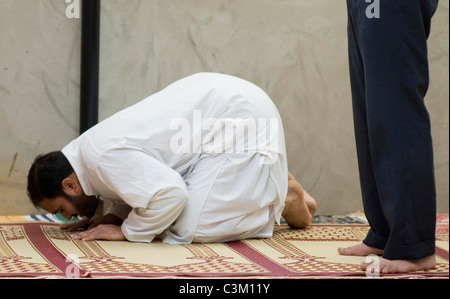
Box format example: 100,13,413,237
0,215,448,279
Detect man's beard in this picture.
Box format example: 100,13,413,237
64,193,99,218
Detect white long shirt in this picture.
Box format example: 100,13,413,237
62,73,287,243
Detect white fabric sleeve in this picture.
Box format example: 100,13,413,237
95,149,190,243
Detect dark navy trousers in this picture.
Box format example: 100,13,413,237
346,0,439,260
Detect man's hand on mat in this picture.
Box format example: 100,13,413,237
60,214,123,232
60,217,92,232
71,224,126,241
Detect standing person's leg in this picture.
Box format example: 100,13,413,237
341,0,438,272
346,0,391,253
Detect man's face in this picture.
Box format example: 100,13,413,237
40,194,99,220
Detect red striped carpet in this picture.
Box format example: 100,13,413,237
0,214,448,278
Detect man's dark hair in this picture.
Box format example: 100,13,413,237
27,151,74,207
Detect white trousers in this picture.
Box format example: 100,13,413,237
161,152,287,244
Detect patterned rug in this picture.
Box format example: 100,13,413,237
0,214,448,279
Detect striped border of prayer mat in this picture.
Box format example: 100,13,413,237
0,214,447,279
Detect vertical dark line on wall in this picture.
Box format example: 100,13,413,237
80,0,100,134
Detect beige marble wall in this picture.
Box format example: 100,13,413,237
0,0,448,215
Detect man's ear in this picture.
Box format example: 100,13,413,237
61,174,81,196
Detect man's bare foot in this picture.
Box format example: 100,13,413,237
338,243,384,256
303,190,317,217
339,243,436,273
362,255,436,274
282,172,317,228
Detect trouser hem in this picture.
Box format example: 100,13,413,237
363,228,388,250
363,229,436,260
383,239,436,260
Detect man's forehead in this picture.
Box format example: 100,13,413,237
39,198,61,212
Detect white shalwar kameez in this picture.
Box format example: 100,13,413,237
62,73,288,244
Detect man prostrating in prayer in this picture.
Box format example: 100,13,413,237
27,73,316,244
